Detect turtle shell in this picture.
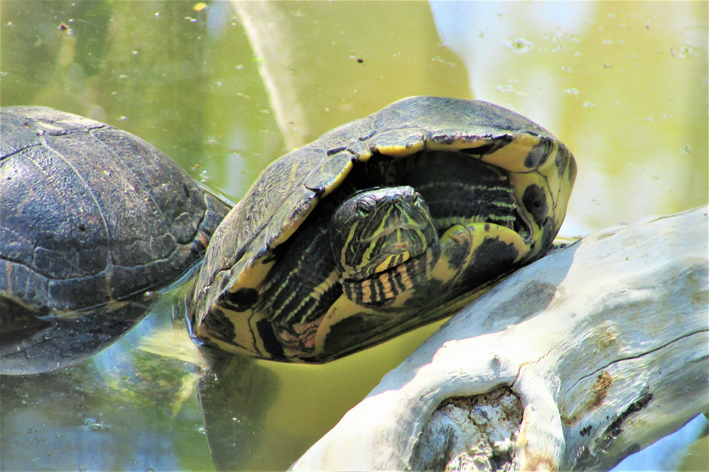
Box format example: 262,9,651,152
0,106,231,372
192,96,577,362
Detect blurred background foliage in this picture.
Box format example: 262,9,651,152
1,1,706,470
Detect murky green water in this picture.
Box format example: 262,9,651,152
1,1,707,470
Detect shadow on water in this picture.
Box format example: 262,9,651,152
0,286,280,471
197,351,279,470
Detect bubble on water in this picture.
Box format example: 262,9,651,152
83,418,112,432
507,38,533,53
583,102,594,107
565,88,579,95
671,44,696,58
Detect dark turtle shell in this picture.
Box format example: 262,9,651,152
0,106,231,373
192,96,577,362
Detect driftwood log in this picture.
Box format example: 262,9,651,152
291,206,708,471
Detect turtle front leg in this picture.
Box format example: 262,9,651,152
432,223,530,297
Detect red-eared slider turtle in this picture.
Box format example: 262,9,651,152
0,106,231,373
191,96,577,363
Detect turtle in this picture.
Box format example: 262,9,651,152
0,106,231,374
191,96,577,363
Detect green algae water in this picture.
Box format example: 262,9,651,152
1,1,706,470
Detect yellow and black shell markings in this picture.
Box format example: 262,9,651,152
191,96,577,363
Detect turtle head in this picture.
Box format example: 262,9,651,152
330,186,438,280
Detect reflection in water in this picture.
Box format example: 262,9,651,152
0,1,706,470
0,294,158,375
0,283,280,471
431,3,593,100
233,1,312,150
198,352,279,470
612,414,708,471
430,2,708,236
0,305,213,470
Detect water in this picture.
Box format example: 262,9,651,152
1,1,706,470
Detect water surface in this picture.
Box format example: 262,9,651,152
1,1,706,470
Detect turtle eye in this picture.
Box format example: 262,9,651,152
356,200,372,217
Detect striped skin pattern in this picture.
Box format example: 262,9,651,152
192,97,577,363
203,156,520,360
331,187,436,281
331,186,438,305
259,196,343,327
341,248,437,307
398,152,517,233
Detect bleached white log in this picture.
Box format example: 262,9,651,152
291,206,708,471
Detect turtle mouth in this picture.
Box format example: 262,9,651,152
342,246,435,303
